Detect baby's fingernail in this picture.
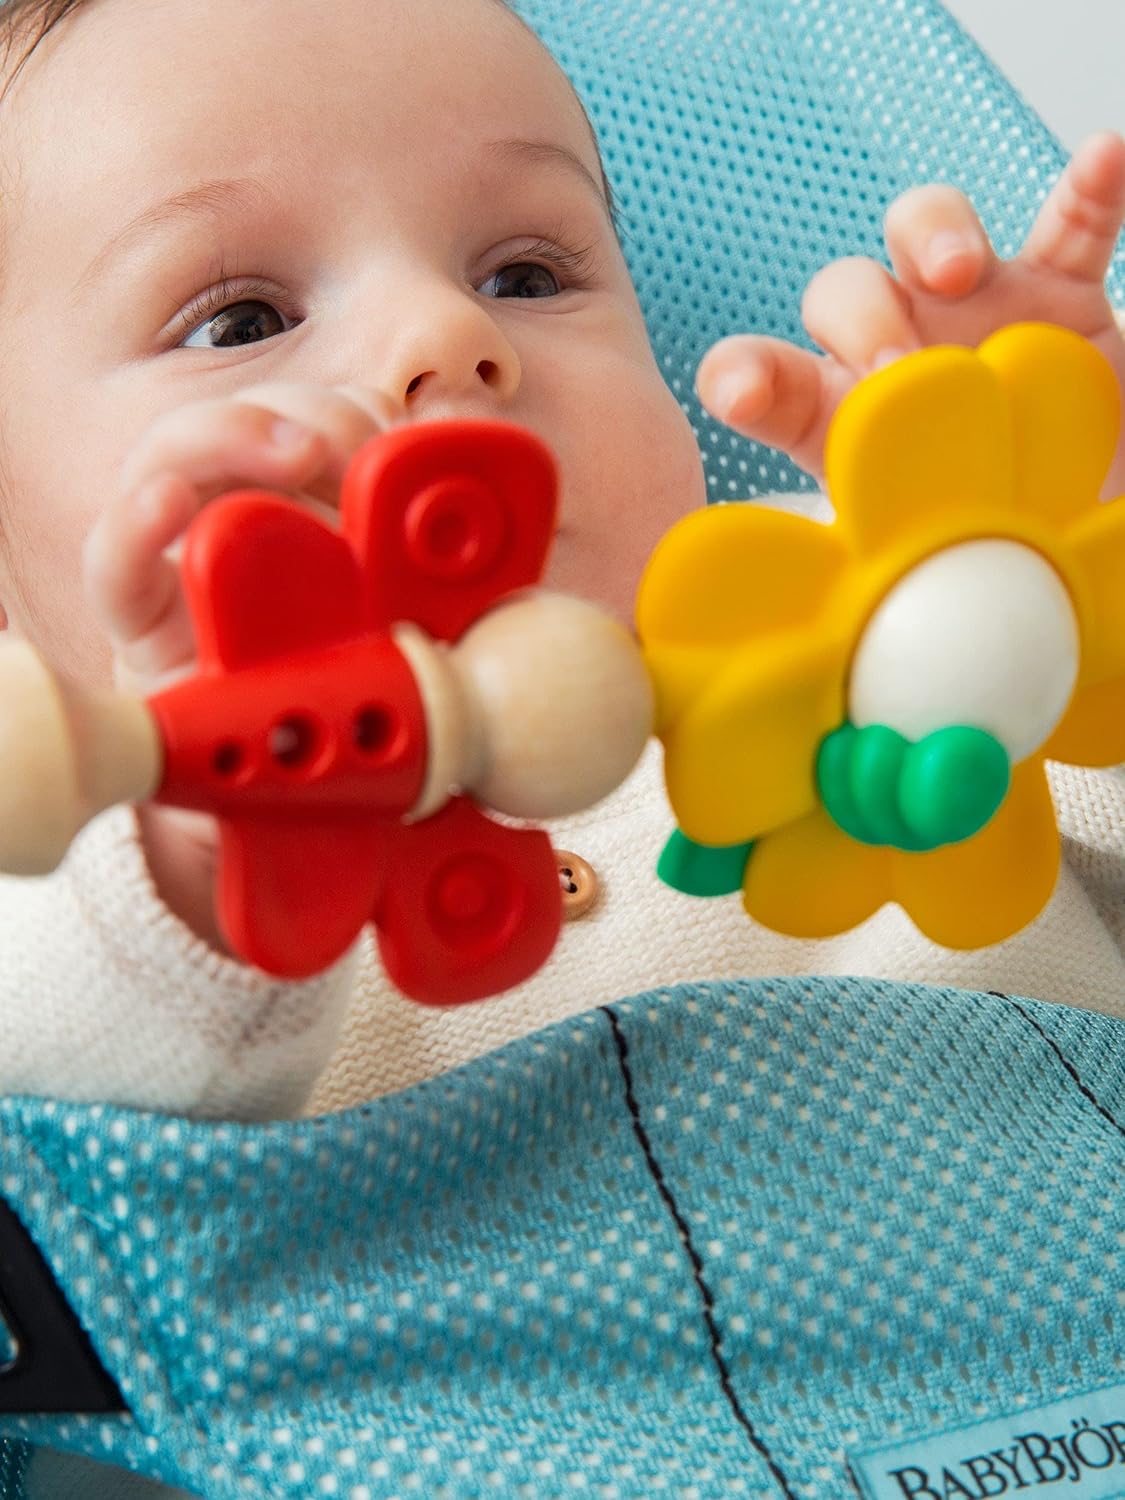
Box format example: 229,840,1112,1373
271,418,312,449
706,368,766,423
923,230,976,279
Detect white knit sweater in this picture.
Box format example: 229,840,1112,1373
0,733,1121,1121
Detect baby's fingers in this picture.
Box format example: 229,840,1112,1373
802,256,922,371
119,398,331,506
1020,131,1125,282
83,472,201,692
884,184,997,298
696,334,853,480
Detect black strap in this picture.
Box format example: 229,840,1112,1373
0,1196,126,1413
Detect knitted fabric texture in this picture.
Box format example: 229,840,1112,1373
0,804,360,1119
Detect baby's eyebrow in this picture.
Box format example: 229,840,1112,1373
484,137,613,222
70,177,272,302
70,140,611,304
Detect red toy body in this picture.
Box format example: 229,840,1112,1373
148,421,562,1004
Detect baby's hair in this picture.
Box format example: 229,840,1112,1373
0,0,520,82
0,0,81,98
1,0,526,96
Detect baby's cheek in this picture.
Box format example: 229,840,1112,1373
5,499,113,684
577,389,705,614
622,374,708,520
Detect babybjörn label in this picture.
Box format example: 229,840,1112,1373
850,1381,1125,1499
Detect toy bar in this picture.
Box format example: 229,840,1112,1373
0,421,653,1003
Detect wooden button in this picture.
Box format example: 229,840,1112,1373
556,849,599,919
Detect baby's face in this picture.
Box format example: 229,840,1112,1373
0,0,705,683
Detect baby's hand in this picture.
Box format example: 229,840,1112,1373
83,382,398,698
81,382,398,956
697,131,1125,495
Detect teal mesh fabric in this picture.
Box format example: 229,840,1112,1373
517,0,1125,503
0,979,1122,1498
0,1444,28,1497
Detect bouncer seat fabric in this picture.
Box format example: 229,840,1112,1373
1,979,1124,1499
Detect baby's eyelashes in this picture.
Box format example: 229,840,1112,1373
179,295,293,351
479,261,562,299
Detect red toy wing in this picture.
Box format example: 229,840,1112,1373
374,797,562,1005
341,421,558,642
182,494,366,670
217,812,386,979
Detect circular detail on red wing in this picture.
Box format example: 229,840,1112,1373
428,851,525,950
403,477,506,581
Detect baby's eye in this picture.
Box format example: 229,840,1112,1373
179,298,291,350
479,261,562,299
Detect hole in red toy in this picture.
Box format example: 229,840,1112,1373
353,705,395,755
212,741,244,777
269,716,317,768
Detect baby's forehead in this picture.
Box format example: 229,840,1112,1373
0,0,607,228
0,0,616,326
0,0,597,160
0,0,572,102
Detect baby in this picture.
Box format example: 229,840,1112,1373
0,0,1123,1120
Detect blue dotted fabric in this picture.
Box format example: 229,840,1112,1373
517,0,1125,503
0,979,1123,1498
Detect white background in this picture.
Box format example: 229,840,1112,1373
941,0,1125,151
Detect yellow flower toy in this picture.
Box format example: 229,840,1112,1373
637,323,1125,948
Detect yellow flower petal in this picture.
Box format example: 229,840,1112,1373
636,502,849,647
824,346,1014,557
743,807,889,937
1043,677,1125,766
661,630,847,846
978,322,1120,528
643,641,730,738
892,759,1059,948
1059,495,1125,686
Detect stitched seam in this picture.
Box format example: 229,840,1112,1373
600,1005,805,1500
988,993,1125,1140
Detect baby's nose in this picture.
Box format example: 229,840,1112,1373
382,291,522,411
404,358,506,403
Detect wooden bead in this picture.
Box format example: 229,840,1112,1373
449,592,653,818
0,641,162,874
392,624,481,821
